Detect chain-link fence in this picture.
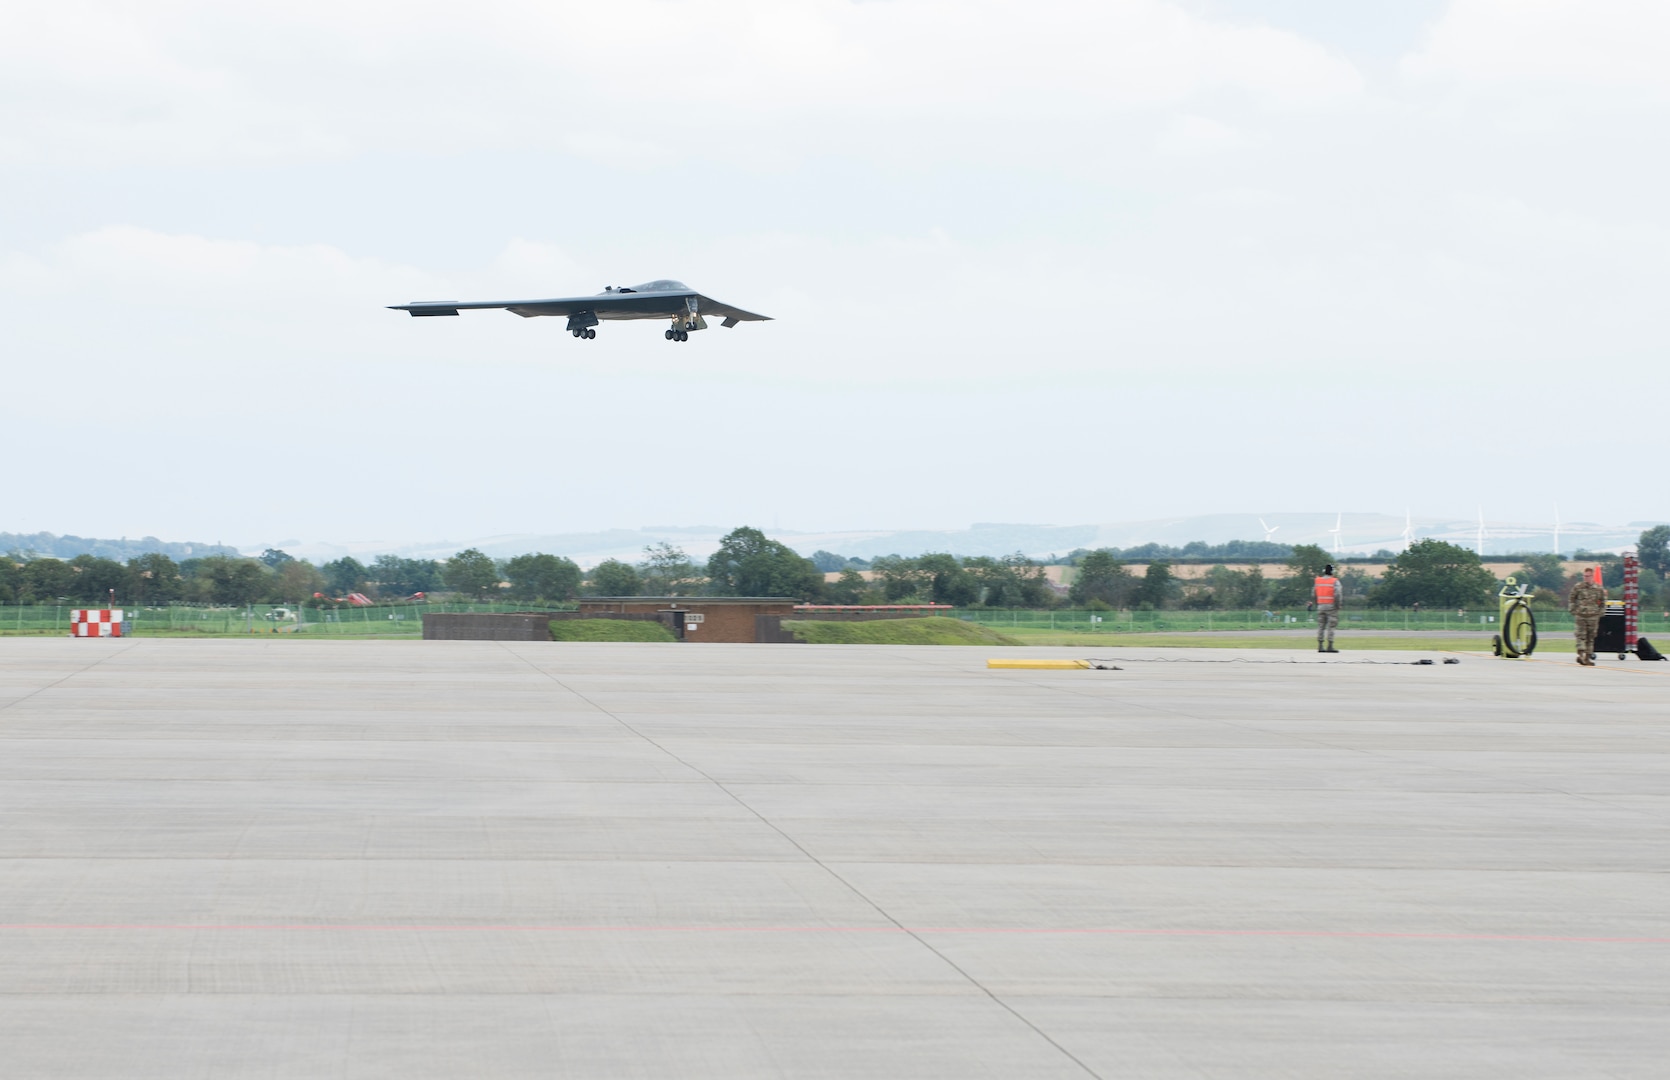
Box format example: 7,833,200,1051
10,601,1664,640
954,608,1670,635
0,601,576,637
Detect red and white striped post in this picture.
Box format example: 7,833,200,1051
1623,554,1640,652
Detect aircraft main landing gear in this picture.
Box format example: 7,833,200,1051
665,328,688,342
571,327,596,339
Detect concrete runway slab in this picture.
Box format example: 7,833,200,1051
0,638,1665,1078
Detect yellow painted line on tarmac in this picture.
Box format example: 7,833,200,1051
987,659,1093,670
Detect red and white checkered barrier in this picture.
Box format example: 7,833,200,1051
71,609,124,637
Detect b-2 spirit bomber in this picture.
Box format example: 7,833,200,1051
389,280,771,342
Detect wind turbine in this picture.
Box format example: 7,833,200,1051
1259,518,1280,543
1476,508,1489,556
1400,508,1415,550
1553,504,1562,556
1327,512,1343,556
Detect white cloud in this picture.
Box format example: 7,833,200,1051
1156,114,1252,156
4,226,426,310
1403,0,1670,94
0,0,1361,166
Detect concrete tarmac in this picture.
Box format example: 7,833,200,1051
0,639,1665,1078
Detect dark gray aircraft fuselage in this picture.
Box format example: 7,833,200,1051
389,279,770,342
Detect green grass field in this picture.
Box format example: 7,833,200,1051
549,619,677,642
784,617,1020,646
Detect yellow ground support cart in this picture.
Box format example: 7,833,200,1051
1492,577,1537,659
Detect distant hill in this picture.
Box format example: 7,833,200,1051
0,532,239,561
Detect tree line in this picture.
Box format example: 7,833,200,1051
6,525,1666,611
0,527,832,608
1063,530,1670,612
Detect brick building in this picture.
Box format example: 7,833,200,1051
574,598,801,643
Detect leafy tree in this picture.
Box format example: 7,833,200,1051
705,527,825,599
271,559,326,603
1637,526,1670,578
1134,561,1180,609
0,555,21,603
1072,539,1292,562
911,552,977,606
125,553,183,603
22,558,75,602
827,568,870,605
259,548,295,569
1196,564,1268,610
503,553,581,602
639,542,701,595
68,555,128,603
369,555,441,596
443,548,501,599
1069,550,1136,607
1179,583,1218,610
321,556,368,595
1369,539,1498,608
1516,553,1568,593
964,552,1054,608
809,550,851,573
870,555,923,601
191,555,270,605
1229,564,1268,608
588,559,642,597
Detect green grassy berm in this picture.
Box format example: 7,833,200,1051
783,617,1020,646
548,619,677,642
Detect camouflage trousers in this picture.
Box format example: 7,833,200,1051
1574,614,1600,661
1316,609,1339,646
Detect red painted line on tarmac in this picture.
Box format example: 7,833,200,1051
0,923,1663,945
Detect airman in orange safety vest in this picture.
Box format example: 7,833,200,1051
1313,564,1341,653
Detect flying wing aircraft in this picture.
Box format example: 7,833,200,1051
388,279,771,342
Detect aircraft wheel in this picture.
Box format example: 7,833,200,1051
665,329,675,340
678,330,688,342
571,329,581,338
585,328,595,339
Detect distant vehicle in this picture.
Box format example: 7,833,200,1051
388,280,771,342
264,607,296,621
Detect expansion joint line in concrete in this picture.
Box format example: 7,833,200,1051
497,644,1105,1080
0,641,140,717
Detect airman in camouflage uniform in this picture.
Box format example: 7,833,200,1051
1567,570,1608,667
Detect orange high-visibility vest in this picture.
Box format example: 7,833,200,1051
1314,576,1339,606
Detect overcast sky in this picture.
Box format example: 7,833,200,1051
4,0,1665,549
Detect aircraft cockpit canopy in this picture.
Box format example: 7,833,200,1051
604,280,688,294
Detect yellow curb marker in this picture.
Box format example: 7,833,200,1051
987,659,1093,670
